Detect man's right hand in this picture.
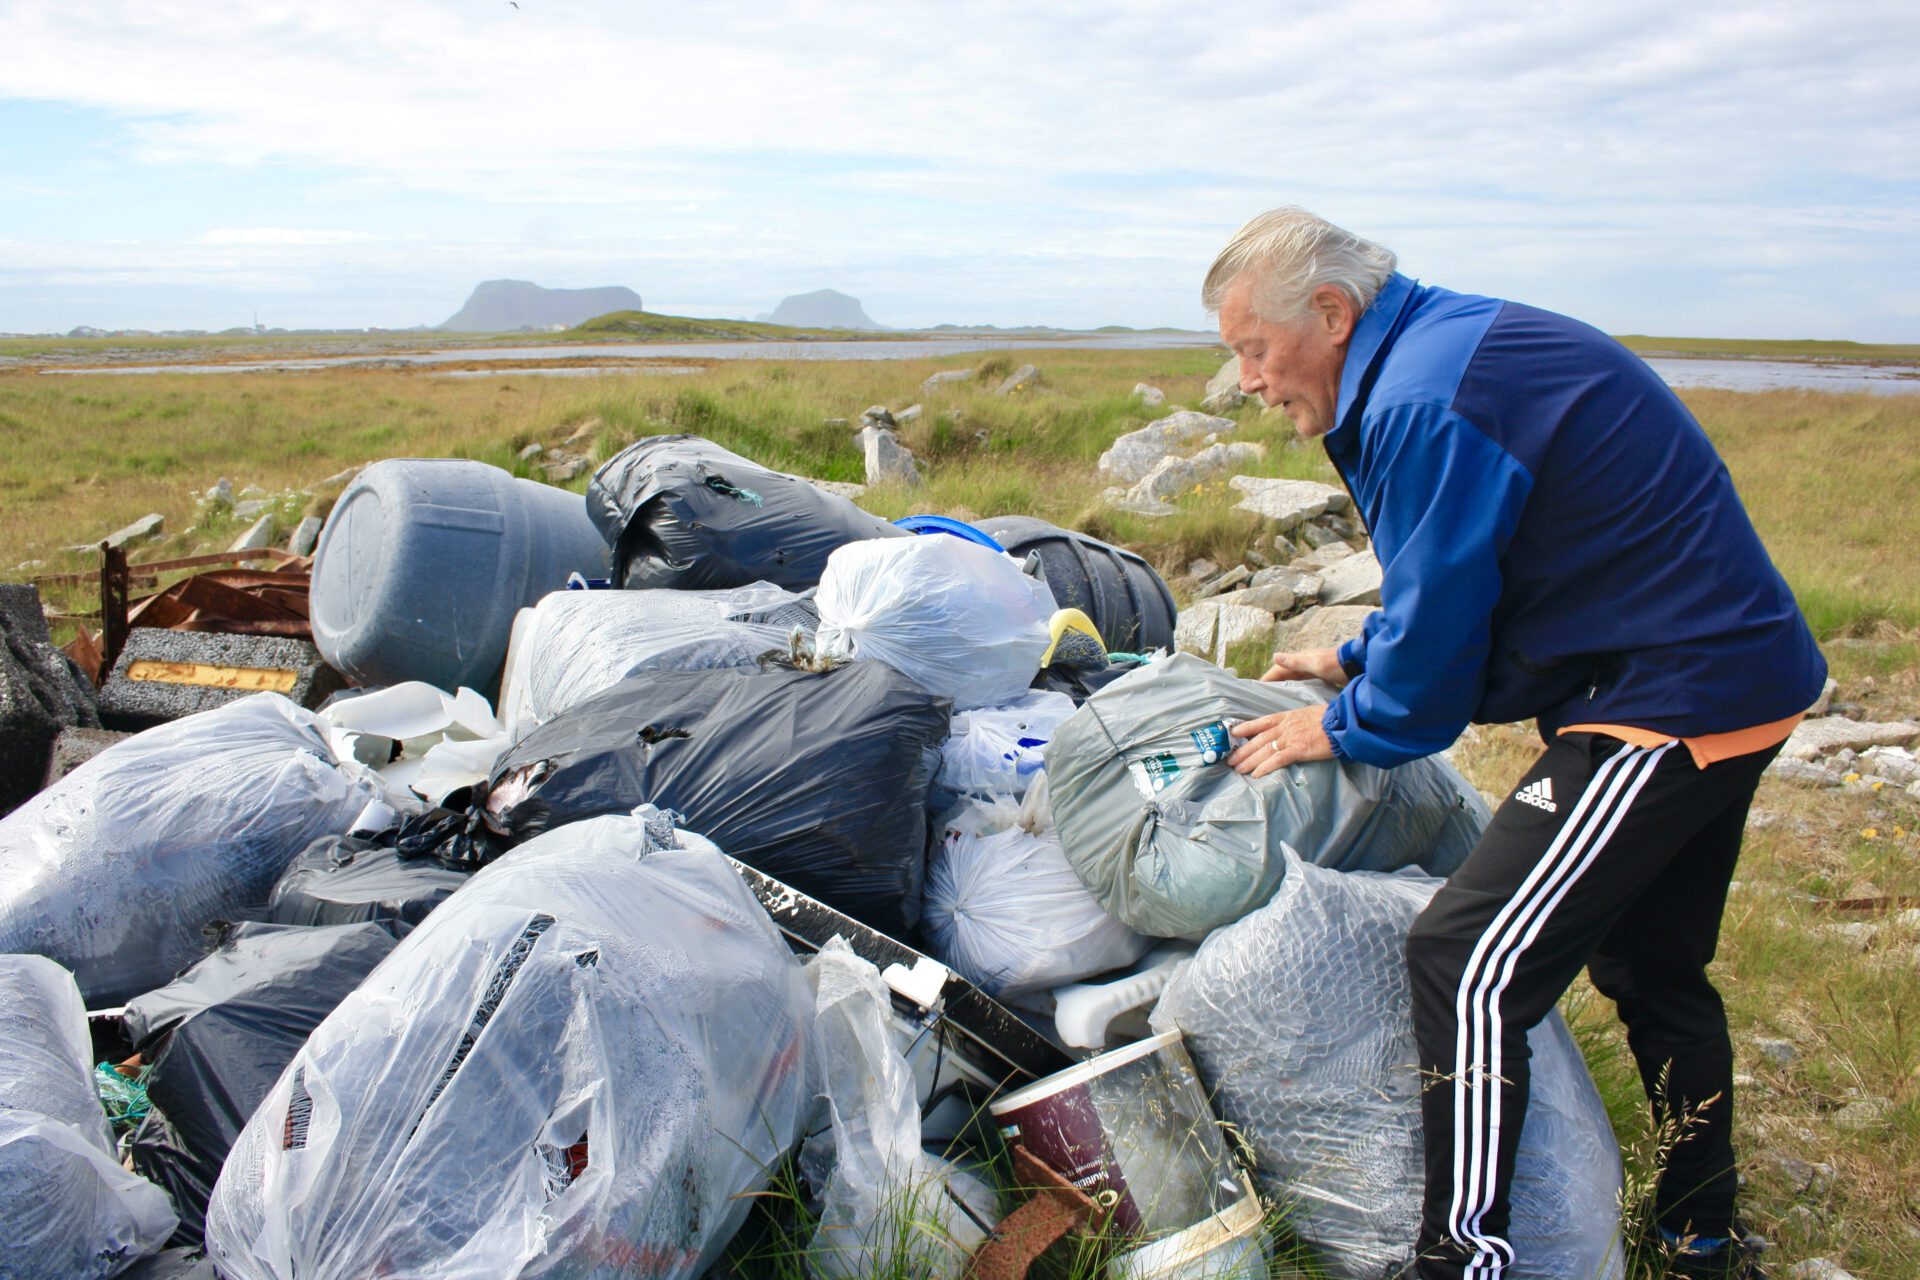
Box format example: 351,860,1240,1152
1259,646,1350,687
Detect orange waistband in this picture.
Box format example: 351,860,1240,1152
1559,713,1804,770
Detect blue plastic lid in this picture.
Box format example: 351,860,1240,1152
891,514,1005,551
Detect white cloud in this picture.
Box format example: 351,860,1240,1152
0,0,1916,335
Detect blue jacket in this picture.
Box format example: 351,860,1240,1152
1318,273,1826,768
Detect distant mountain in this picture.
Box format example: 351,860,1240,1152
759,289,881,330
439,280,644,332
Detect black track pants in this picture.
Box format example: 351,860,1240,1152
1406,731,1778,1279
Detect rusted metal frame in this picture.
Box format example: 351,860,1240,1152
963,1146,1106,1280
100,544,131,677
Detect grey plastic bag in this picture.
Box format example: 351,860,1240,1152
1150,854,1623,1280
0,953,178,1276
1046,653,1487,939
205,807,813,1280
0,694,376,1005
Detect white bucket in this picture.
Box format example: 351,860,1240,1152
1106,1188,1270,1279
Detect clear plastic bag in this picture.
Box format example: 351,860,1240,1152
0,953,178,1276
1150,854,1623,1280
205,807,813,1280
802,938,993,1280
934,690,1077,805
508,585,812,732
0,694,376,1006
1047,653,1488,939
815,535,1057,712
922,785,1150,999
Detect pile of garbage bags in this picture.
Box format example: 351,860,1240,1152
0,695,375,1005
0,954,178,1275
206,806,813,1280
1152,851,1624,1280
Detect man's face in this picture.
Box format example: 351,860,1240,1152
1217,282,1350,439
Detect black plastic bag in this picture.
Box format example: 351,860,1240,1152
123,922,397,1247
265,836,472,934
585,434,907,590
464,661,949,937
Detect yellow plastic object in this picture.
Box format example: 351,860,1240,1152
124,660,298,693
1040,609,1106,667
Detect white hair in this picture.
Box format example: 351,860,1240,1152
1202,207,1397,322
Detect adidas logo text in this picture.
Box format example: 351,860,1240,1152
1515,778,1558,813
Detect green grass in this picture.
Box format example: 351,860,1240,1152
1616,336,1920,365
565,309,907,342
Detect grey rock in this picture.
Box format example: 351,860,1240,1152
1271,605,1376,653
1098,411,1238,484
1101,486,1178,518
1781,1204,1819,1235
1128,441,1265,503
233,499,270,521
1293,541,1359,571
1186,559,1220,581
1789,1260,1857,1280
1322,513,1362,540
1785,716,1920,758
1202,356,1247,413
1767,757,1844,787
895,403,923,424
516,442,544,461
1808,676,1838,716
1298,521,1344,549
1236,582,1296,615
542,456,589,483
227,514,276,553
995,363,1041,395
1228,475,1348,527
1174,600,1275,660
1252,565,1323,600
1192,564,1252,600
93,512,165,551
1243,548,1274,569
860,404,896,428
288,515,324,557
203,477,234,508
1832,1096,1891,1131
1857,746,1920,785
1133,383,1167,408
859,426,922,487
311,464,363,492
1753,1036,1798,1067
810,479,869,500
922,368,973,390
1318,549,1384,607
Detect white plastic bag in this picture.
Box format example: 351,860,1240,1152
934,690,1077,804
1151,853,1623,1280
815,536,1056,711
0,954,178,1276
205,807,813,1280
802,939,993,1280
0,694,376,1006
923,785,1150,999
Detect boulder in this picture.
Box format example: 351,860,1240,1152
1271,604,1376,653
1098,411,1238,484
859,426,922,488
1100,487,1177,518
1807,677,1838,716
1128,441,1265,503
87,512,165,551
227,514,277,553
1236,582,1296,615
1298,521,1345,549
1229,475,1348,528
1191,564,1252,600
1293,541,1359,571
203,478,235,509
895,403,923,424
1317,549,1383,606
233,499,270,521
288,515,324,557
860,404,896,429
995,364,1041,395
1783,716,1920,759
542,455,589,483
810,479,869,501
516,442,544,461
1251,565,1322,600
1132,383,1167,408
1174,600,1275,659
1202,356,1247,413
922,368,972,390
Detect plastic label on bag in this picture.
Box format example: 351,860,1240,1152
1127,752,1183,797
1126,720,1233,796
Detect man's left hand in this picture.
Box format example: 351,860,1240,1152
1227,704,1336,778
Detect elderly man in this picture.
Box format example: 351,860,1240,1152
1211,208,1823,1280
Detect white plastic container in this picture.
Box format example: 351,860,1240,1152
1107,1193,1270,1280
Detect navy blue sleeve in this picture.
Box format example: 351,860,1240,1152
1321,403,1534,767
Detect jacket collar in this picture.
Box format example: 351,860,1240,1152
1332,272,1418,438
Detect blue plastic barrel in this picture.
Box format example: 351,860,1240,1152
890,514,1006,551
311,459,611,693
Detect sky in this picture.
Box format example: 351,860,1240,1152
1,1,1916,339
